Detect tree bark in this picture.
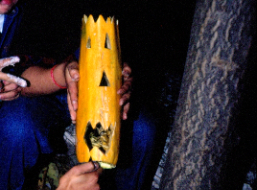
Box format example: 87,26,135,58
160,0,256,189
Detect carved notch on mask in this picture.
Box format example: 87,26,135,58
86,37,91,48
99,71,110,86
105,34,111,49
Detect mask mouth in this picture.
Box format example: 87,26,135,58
84,122,112,154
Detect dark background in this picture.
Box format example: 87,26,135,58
14,0,196,63
12,0,196,112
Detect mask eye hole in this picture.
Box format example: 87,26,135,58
86,37,91,48
99,71,110,86
104,34,111,49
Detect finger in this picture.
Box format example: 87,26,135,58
96,167,103,175
68,171,101,190
88,161,100,173
0,56,20,69
117,81,133,95
66,61,79,111
119,91,131,106
0,90,21,101
67,61,79,81
2,82,20,92
0,73,27,87
67,92,76,124
70,162,100,176
91,161,100,172
67,79,78,113
122,62,132,79
71,175,100,190
122,102,130,120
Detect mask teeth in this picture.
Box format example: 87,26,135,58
83,15,116,24
106,16,114,23
110,16,114,23
83,15,88,23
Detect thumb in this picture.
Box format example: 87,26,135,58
0,73,27,87
66,61,79,81
71,162,100,176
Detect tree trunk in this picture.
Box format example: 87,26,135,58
160,0,256,189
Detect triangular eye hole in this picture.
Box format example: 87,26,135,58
86,37,91,48
99,71,110,86
104,34,111,49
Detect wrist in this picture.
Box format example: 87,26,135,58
51,64,67,89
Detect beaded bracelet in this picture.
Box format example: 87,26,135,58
50,65,67,89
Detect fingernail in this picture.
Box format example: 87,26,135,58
119,99,123,106
92,161,100,171
72,74,79,81
122,71,129,77
70,114,76,122
72,100,78,109
123,113,127,120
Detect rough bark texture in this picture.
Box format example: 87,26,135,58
160,0,256,189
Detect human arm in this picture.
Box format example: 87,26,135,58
57,161,101,190
21,62,67,96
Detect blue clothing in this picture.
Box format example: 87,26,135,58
0,95,70,190
0,6,23,58
115,108,161,190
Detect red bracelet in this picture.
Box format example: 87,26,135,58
50,65,67,89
